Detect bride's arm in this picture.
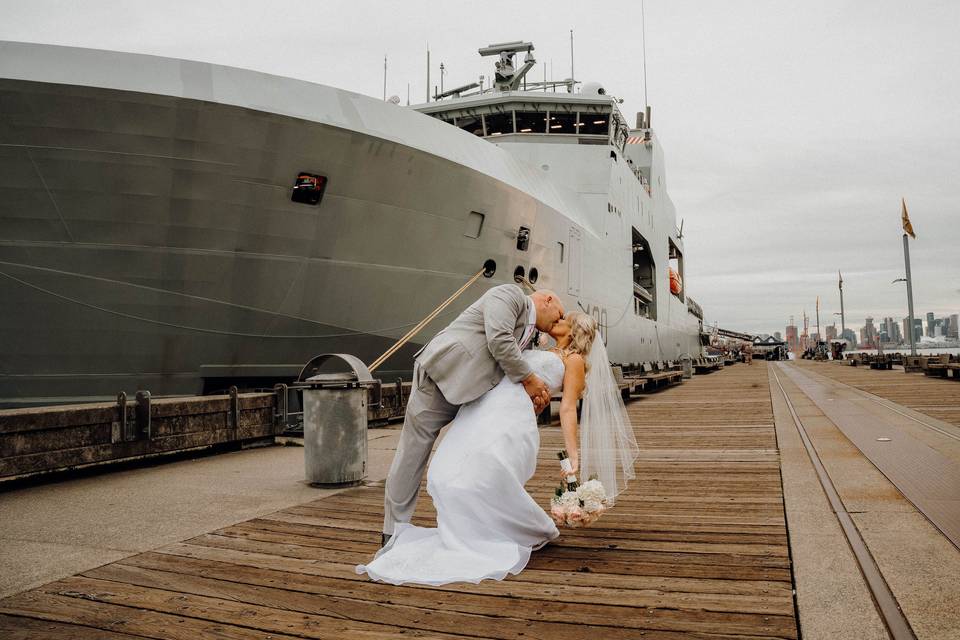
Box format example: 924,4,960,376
558,353,586,477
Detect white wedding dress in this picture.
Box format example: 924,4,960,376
357,349,564,585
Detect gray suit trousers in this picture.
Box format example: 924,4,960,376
383,362,458,535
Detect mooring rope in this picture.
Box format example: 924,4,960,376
368,267,488,373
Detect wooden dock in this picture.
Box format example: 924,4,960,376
0,362,799,639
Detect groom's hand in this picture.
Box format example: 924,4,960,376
522,373,550,413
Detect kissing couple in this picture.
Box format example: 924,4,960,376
357,283,639,585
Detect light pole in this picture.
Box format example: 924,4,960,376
838,271,846,338
892,277,916,354
900,198,918,356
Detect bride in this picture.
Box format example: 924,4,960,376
356,311,639,585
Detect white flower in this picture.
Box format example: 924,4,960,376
576,479,607,505
557,491,580,508
582,499,604,513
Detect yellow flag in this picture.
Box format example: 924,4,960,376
901,198,916,239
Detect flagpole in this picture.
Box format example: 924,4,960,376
903,233,917,356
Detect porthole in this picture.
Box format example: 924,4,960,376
513,266,526,282
528,268,539,284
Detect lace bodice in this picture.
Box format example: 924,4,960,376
522,350,565,393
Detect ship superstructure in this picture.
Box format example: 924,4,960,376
0,39,703,406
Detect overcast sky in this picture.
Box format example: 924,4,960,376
2,0,958,335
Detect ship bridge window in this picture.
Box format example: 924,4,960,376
579,116,609,136
485,112,514,136
549,112,577,134
632,227,656,320
515,110,547,134
457,115,484,136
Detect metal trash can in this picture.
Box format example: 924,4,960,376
680,354,693,379
297,354,378,487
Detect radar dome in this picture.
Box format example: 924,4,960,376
581,82,606,96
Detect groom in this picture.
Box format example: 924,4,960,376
382,284,565,545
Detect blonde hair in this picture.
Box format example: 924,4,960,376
562,311,599,377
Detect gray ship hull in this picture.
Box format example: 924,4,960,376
0,42,703,407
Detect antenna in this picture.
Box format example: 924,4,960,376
406,82,410,106
570,29,574,88
678,219,684,239
440,62,445,93
426,44,430,102
641,0,649,107
383,55,387,101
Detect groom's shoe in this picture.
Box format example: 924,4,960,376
380,533,392,548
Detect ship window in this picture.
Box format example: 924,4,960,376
515,110,547,133
549,112,577,134
457,115,484,136
632,227,656,320
464,211,484,239
516,226,531,251
580,116,609,135
668,239,684,302
485,112,513,136
291,172,328,205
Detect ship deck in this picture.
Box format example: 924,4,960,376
2,360,959,638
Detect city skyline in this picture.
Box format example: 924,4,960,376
779,310,959,349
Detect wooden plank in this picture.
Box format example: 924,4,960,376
0,613,145,640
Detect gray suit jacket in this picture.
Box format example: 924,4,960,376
414,284,533,405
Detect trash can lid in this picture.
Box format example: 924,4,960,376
305,372,357,383
297,353,375,385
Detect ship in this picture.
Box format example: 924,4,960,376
0,39,705,407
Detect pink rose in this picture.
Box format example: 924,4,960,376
566,506,584,527
550,504,566,526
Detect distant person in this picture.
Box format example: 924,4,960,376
743,342,753,365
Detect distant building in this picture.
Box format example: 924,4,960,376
774,331,782,341
903,317,923,343
948,314,959,339
786,323,799,353
825,324,838,341
841,328,857,346
882,317,902,344
862,317,877,347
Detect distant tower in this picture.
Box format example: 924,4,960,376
785,316,799,353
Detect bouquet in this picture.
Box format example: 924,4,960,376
549,450,609,528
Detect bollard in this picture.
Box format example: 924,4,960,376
297,354,379,487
